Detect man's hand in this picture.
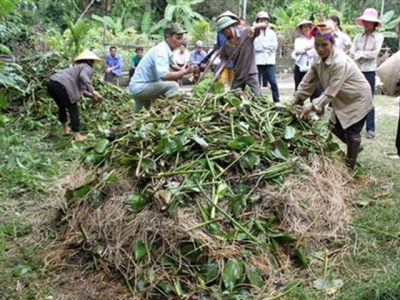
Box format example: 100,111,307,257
106,67,112,73
299,106,310,120
248,26,256,37
186,65,199,74
92,91,103,103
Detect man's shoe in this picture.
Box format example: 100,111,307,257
274,102,285,108
366,131,376,139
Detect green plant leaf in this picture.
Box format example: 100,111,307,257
284,126,296,139
0,89,6,109
222,258,244,289
200,261,219,283
229,195,247,218
126,193,150,213
72,185,91,198
94,139,110,154
313,278,344,295
133,240,151,261
12,264,31,277
228,136,255,150
273,140,289,159
246,265,264,288
241,152,260,169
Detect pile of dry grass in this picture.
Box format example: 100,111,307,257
43,155,356,299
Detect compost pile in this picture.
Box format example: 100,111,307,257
50,82,356,299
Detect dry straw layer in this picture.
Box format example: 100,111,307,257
45,155,355,299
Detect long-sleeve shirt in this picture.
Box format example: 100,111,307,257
190,49,207,65
291,35,317,71
50,63,94,103
350,31,384,72
254,27,277,65
105,53,123,76
292,48,373,129
334,30,352,53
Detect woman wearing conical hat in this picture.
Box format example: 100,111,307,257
290,23,373,169
350,8,384,140
47,49,103,141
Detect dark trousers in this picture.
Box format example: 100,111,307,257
232,74,261,96
104,72,116,82
294,65,325,115
129,68,135,82
362,71,376,132
47,80,80,132
257,64,280,103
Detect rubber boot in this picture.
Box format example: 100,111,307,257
331,127,364,153
345,133,362,169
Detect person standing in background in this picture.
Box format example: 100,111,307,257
215,11,241,90
254,11,282,107
328,15,352,54
350,8,384,139
291,20,324,112
129,47,144,82
105,46,123,83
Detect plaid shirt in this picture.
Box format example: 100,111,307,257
350,31,384,72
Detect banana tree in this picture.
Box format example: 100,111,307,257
163,0,206,31
379,10,400,38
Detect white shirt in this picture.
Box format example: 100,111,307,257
254,27,277,65
173,50,190,65
291,35,317,71
334,30,352,52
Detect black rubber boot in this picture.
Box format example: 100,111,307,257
345,133,362,169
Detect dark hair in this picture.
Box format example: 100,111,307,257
329,36,336,44
135,46,143,52
181,41,187,47
109,46,117,51
76,60,94,66
329,15,342,31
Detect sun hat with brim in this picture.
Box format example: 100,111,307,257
296,20,314,32
377,51,400,96
74,49,101,62
256,11,270,21
216,10,240,23
217,16,238,32
355,8,382,28
307,23,334,40
164,23,188,35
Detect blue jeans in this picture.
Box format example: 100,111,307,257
363,71,375,132
257,64,280,102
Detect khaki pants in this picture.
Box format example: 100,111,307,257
133,81,180,113
219,68,235,88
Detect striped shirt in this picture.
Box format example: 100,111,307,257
350,31,384,72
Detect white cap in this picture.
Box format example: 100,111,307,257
195,40,203,47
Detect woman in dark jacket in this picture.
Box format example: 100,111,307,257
47,49,103,141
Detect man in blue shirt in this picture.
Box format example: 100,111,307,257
104,46,123,83
189,41,207,83
129,23,199,113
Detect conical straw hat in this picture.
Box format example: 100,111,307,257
377,51,400,96
74,49,102,62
